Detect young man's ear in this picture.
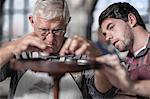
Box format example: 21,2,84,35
127,13,137,28
28,15,34,27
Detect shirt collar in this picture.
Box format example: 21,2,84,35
127,36,150,58
135,36,150,58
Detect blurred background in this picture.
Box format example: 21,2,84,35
0,0,150,98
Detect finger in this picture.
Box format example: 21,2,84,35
95,54,111,63
30,40,46,49
68,38,80,53
74,44,87,55
96,54,118,68
106,54,121,68
25,36,46,50
59,38,72,56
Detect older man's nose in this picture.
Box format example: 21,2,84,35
45,33,54,44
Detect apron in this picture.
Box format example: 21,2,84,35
14,70,83,99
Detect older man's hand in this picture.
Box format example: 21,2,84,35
59,35,100,58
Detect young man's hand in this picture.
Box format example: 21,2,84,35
96,54,133,92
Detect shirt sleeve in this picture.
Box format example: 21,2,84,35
0,62,12,81
80,70,118,99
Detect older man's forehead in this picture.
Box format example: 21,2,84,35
36,16,65,23
34,16,66,29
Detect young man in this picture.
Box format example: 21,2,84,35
0,0,116,99
96,2,150,98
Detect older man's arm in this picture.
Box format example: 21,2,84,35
60,35,114,94
0,44,15,68
0,33,46,69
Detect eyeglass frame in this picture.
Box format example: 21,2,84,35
35,27,66,39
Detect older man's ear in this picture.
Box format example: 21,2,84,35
29,15,35,27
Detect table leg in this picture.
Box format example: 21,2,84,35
53,75,62,99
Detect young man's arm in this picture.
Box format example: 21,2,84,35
129,80,150,97
96,54,150,97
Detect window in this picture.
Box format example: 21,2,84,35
2,0,35,42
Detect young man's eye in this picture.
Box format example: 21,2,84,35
108,25,114,30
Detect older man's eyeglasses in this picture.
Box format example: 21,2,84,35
37,28,66,37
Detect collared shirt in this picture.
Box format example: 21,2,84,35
115,37,150,99
126,37,150,80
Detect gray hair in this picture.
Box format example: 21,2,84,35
33,0,70,24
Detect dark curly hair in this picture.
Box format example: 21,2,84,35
98,2,146,30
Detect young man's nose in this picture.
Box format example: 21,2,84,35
105,32,113,41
